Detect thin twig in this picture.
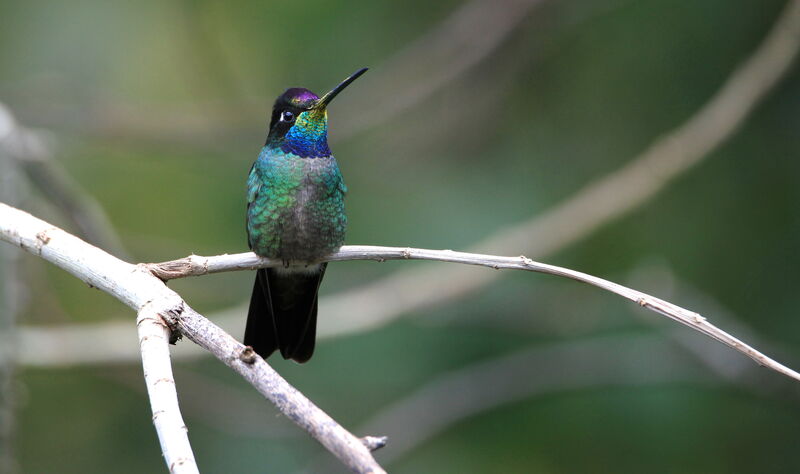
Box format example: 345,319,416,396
147,246,800,383
625,262,800,394
0,203,386,474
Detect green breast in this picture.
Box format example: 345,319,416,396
247,147,346,261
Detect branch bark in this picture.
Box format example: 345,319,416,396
0,203,386,474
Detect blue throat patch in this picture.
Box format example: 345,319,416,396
280,128,331,158
278,109,332,158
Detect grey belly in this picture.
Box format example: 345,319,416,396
276,186,344,262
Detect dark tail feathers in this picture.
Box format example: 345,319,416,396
244,264,326,363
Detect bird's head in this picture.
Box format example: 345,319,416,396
265,68,368,158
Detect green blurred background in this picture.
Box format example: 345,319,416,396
2,0,800,472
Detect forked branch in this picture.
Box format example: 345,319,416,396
0,203,385,474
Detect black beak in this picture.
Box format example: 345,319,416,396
315,67,368,109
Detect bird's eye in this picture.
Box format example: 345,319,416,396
280,111,295,122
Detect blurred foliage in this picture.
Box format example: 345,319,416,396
2,0,800,472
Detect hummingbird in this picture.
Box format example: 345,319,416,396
245,68,368,363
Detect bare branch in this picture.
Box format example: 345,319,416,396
0,203,386,474
147,246,800,383
137,306,198,473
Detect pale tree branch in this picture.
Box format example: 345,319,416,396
137,306,199,474
0,203,386,474
147,246,800,383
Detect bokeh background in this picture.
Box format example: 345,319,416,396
2,0,800,472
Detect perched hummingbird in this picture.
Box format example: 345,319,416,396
245,68,368,363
